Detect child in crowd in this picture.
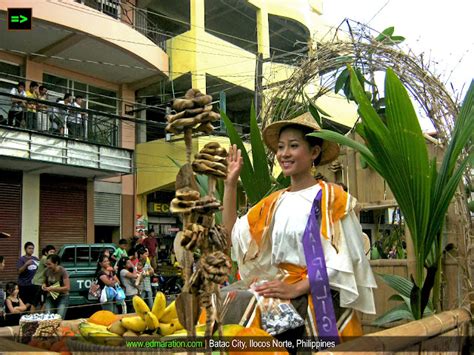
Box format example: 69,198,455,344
4,282,28,326
111,239,128,269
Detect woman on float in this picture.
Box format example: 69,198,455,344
222,112,377,346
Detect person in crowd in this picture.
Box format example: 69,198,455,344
50,98,63,135
99,248,111,261
129,244,145,267
142,229,158,270
0,256,5,326
57,93,73,135
222,113,377,350
25,81,39,129
8,81,26,127
95,254,120,313
136,248,154,309
111,239,128,267
117,257,138,313
32,245,56,311
36,86,49,131
69,95,86,139
42,254,70,319
4,282,28,326
16,242,40,312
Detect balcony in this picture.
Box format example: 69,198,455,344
0,92,132,177
75,0,168,52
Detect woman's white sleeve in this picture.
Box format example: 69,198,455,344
230,214,251,262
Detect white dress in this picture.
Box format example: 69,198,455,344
231,184,377,314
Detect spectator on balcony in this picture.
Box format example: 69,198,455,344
69,95,86,139
37,86,49,131
25,81,40,130
57,93,73,136
8,81,26,127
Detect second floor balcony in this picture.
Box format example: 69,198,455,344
0,92,133,176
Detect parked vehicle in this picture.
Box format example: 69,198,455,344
58,243,116,306
152,268,183,296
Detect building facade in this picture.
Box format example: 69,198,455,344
0,0,168,279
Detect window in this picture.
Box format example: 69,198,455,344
76,247,90,264
61,247,75,264
42,73,118,113
0,61,22,120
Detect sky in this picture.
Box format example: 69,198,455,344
321,0,473,127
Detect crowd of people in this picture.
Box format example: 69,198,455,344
96,236,156,315
0,229,162,327
3,81,87,139
0,242,69,326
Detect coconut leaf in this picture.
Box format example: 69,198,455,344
249,103,271,199
372,303,414,326
221,110,259,205
377,273,413,298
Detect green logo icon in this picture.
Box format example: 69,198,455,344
8,8,32,30
10,15,29,23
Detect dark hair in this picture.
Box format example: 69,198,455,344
30,81,39,89
117,256,129,273
279,124,323,166
24,242,34,250
46,254,60,265
42,245,56,256
75,95,83,100
39,85,47,92
0,256,4,263
137,248,148,258
63,93,72,100
18,81,25,88
119,239,127,246
5,281,18,296
95,254,109,277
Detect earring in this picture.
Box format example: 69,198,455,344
310,161,317,176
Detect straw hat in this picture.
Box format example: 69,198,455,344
262,112,340,165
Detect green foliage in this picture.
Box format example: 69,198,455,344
310,67,473,321
375,26,406,44
221,103,277,205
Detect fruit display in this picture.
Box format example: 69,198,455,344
67,294,189,348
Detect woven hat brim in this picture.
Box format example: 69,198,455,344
263,118,340,166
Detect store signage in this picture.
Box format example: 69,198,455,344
152,203,170,213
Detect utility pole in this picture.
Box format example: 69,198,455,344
254,53,263,119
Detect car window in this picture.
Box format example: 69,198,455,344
91,247,102,263
76,247,90,264
61,248,75,264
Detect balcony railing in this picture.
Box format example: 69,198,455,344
0,92,120,148
74,0,168,52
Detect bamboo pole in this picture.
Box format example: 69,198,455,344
319,308,471,354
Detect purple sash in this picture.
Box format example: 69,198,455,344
302,190,340,344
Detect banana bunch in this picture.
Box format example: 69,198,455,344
78,322,123,346
81,294,187,343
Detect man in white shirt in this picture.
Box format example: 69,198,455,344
56,93,73,136
69,95,86,139
8,81,26,127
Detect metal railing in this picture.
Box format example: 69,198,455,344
0,92,120,147
74,0,168,52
